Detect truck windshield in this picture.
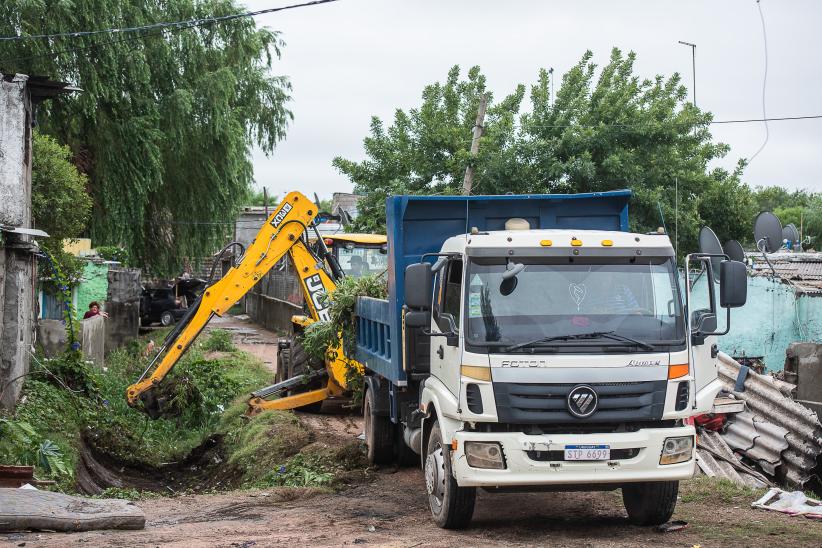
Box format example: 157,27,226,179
465,257,685,352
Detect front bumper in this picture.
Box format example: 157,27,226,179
451,425,696,488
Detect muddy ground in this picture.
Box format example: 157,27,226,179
5,316,820,547
7,443,822,547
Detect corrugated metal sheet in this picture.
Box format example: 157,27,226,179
718,352,822,488
697,431,768,488
749,251,822,293
723,411,789,476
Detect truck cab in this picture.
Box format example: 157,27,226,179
355,192,746,529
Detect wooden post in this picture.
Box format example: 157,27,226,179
462,93,488,196
263,187,269,217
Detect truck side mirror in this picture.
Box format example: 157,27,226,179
405,262,432,310
719,260,747,308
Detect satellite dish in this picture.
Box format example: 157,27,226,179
723,240,746,263
754,212,783,253
782,223,800,247
698,226,723,281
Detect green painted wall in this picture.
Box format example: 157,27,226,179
75,262,109,320
690,274,822,371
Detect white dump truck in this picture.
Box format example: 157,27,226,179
355,191,747,528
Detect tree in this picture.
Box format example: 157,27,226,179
0,1,292,274
336,49,753,254
31,132,92,281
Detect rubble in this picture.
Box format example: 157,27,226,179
701,352,822,490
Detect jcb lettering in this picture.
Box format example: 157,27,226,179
306,274,330,321
270,202,293,228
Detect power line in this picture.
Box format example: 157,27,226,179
749,0,770,163
0,0,340,42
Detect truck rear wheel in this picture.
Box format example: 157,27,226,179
425,422,475,529
622,481,679,526
364,386,393,465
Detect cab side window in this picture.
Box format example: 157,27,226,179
441,259,463,329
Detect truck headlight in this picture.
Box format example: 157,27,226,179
465,441,506,469
659,436,694,465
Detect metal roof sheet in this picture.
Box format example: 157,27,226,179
718,352,822,488
697,430,768,488
723,411,790,476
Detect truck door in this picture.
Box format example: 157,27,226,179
430,257,463,397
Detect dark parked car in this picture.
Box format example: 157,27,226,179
140,279,205,326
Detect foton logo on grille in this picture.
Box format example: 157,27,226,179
270,202,293,228
567,385,598,418
500,360,548,368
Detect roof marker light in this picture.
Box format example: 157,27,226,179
540,239,553,247
601,239,613,247
571,239,583,247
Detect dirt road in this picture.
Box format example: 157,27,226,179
6,317,819,547
7,409,821,548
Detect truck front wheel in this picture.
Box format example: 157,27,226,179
425,421,475,529
622,481,679,526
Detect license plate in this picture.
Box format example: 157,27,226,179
564,444,610,461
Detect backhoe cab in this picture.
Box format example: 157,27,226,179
125,191,381,419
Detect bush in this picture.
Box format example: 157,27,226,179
201,329,236,352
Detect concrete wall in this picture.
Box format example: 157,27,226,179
75,262,109,319
245,292,301,334
690,274,822,371
37,316,105,366
104,267,141,353
0,75,34,411
37,320,69,358
80,315,105,366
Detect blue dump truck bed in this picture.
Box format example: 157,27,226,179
355,191,632,384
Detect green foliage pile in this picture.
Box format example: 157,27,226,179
301,274,388,402
1,1,293,275
334,49,773,253
4,330,271,490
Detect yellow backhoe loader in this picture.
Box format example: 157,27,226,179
126,191,385,418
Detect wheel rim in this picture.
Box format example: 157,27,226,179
425,444,445,509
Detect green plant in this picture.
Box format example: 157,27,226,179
0,418,72,480
201,329,236,353
42,350,100,396
260,453,335,488
96,245,130,265
301,273,387,404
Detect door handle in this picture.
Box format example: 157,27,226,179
437,345,444,359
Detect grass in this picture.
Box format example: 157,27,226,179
7,329,274,489
679,476,765,504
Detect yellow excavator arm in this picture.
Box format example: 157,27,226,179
127,191,322,416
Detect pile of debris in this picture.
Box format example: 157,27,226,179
695,351,822,492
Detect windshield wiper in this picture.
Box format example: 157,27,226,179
504,330,654,352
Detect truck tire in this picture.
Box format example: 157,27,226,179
425,422,475,529
364,386,393,465
287,337,324,413
622,481,679,526
160,310,175,326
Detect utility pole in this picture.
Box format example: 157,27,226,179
678,41,696,106
549,67,555,106
462,93,488,196
263,187,269,217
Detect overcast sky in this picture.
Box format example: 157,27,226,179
244,0,821,200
